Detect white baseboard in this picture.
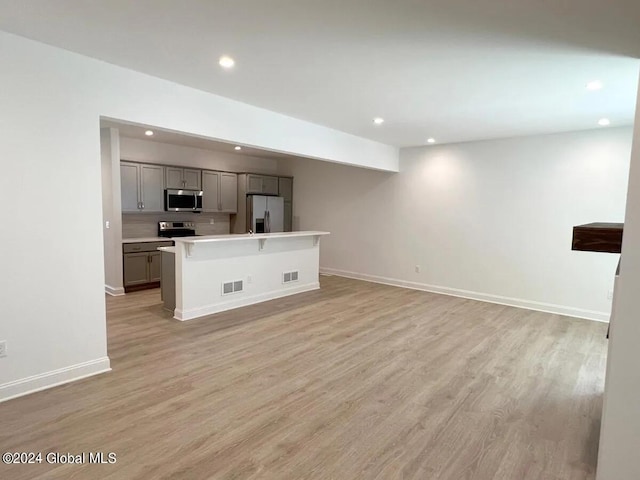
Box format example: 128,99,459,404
175,282,320,321
321,267,610,323
105,284,125,296
0,357,111,403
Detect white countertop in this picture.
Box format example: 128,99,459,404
172,231,330,244
122,237,171,244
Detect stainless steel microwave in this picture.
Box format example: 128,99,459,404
165,189,203,212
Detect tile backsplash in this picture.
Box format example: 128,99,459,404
122,213,230,238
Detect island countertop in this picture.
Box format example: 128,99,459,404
172,231,330,245
166,230,330,321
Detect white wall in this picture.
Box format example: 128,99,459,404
119,137,280,175
280,127,633,320
596,76,640,479
101,128,124,295
0,30,396,402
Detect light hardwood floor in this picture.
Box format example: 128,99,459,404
1,276,607,479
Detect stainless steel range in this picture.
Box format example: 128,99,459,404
158,221,198,238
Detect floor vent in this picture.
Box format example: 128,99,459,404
283,271,299,284
222,280,244,295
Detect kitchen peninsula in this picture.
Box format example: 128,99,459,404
160,231,329,320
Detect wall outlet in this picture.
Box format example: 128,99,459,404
247,275,252,284
0,340,6,358
415,265,421,274
105,220,110,229
209,218,215,225
607,290,614,300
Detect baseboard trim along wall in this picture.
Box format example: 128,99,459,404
105,285,125,296
0,357,111,403
320,268,610,323
175,282,320,321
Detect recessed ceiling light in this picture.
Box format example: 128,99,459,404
598,118,611,126
144,130,154,136
373,117,384,125
427,138,436,144
234,146,242,151
219,56,235,69
586,80,603,91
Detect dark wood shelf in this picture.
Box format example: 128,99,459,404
572,222,623,253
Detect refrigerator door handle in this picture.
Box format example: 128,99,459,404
265,210,270,233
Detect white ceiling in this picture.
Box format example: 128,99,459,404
2,0,640,147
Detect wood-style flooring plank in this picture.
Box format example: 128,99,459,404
0,276,607,479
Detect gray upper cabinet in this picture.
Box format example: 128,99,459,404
183,169,201,190
202,170,237,213
278,177,293,201
121,162,140,213
165,167,184,189
246,174,279,195
220,173,238,212
166,167,202,190
262,176,279,195
247,174,263,193
120,161,165,213
202,171,220,212
140,164,164,212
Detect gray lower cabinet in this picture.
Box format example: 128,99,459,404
160,250,176,312
149,252,162,282
123,241,172,291
123,252,150,287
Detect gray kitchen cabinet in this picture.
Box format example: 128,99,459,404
120,162,140,213
262,175,279,195
278,177,293,201
202,170,237,213
220,173,238,212
284,201,292,232
120,162,165,213
246,174,279,195
149,252,162,282
122,241,172,291
202,171,220,211
279,177,293,231
123,252,150,287
166,167,201,190
165,167,183,189
140,164,164,212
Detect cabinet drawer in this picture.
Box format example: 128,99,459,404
123,241,173,253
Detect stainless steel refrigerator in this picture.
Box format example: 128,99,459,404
247,195,284,233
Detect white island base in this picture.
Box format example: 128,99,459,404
166,231,329,321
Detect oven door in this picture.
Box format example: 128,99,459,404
165,189,203,212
